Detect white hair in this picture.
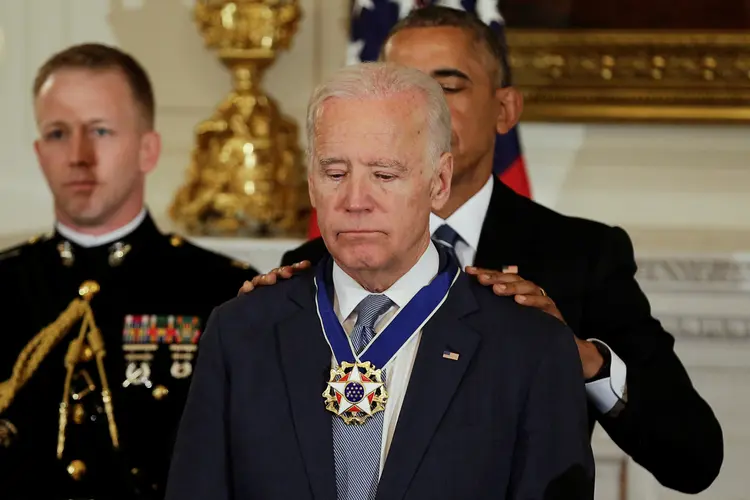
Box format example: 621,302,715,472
305,62,451,172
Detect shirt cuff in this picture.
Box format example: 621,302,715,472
584,339,627,414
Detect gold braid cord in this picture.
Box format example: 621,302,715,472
0,281,119,457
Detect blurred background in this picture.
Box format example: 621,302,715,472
0,0,748,498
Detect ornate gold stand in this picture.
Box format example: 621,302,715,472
169,0,310,236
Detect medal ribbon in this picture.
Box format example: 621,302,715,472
314,254,459,369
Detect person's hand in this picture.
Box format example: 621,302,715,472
465,265,603,378
466,265,564,323
237,261,311,296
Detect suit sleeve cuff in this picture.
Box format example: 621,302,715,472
584,339,627,414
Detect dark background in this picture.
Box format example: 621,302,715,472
499,0,750,29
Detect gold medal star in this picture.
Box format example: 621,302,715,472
328,363,383,415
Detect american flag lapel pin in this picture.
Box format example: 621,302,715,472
442,350,460,361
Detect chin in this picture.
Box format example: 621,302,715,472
66,207,107,227
330,244,389,272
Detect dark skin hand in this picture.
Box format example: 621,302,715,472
239,261,604,379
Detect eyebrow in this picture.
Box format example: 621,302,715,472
318,157,406,172
365,159,407,171
318,157,350,167
431,68,472,83
42,118,109,129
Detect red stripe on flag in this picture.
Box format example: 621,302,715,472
307,209,321,239
498,156,531,198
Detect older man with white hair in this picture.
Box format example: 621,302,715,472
165,62,594,500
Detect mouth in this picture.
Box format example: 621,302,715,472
64,180,98,191
337,230,384,237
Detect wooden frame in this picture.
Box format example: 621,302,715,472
506,30,750,123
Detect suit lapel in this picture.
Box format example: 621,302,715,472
377,274,481,500
277,274,337,500
474,179,523,270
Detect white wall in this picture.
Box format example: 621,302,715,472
0,1,748,498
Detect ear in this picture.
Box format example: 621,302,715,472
307,170,317,209
33,139,42,161
495,87,523,135
139,131,161,174
430,152,452,212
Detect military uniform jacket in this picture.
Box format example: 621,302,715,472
0,213,258,500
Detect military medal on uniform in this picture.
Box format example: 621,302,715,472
122,314,201,388
315,257,459,425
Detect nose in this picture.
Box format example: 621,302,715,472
68,129,95,167
340,172,374,213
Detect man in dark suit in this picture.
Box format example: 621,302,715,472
0,43,258,499
251,6,723,495
167,61,594,500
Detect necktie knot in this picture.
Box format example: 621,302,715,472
354,294,393,331
433,224,462,250
351,294,392,354
433,224,463,265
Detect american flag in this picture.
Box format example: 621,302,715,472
307,0,532,239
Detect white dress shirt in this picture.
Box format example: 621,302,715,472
429,175,627,414
56,207,147,248
332,241,439,473
429,174,493,269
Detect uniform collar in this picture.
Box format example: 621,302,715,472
55,208,147,248
51,209,162,268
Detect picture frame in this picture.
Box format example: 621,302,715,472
501,1,750,123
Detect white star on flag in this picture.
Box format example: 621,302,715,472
392,0,418,19
346,39,366,65
476,0,505,25
435,0,464,9
328,365,383,415
353,0,376,17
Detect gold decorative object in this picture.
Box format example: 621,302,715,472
507,30,750,122
152,385,169,401
169,0,310,236
0,281,120,461
67,459,87,481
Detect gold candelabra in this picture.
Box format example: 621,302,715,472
169,0,310,237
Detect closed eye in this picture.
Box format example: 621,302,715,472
375,173,396,181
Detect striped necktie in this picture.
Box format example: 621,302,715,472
333,293,393,500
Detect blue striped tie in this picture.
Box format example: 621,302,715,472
333,293,393,500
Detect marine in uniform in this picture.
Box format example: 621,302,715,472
0,209,258,499
0,40,264,499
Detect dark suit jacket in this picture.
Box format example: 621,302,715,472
281,179,723,494
165,254,595,500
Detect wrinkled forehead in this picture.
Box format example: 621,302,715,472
314,93,429,140
312,95,430,165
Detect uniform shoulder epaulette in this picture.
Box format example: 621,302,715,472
230,259,252,270
165,232,254,271
0,232,52,263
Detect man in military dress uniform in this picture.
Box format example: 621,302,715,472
0,43,258,499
